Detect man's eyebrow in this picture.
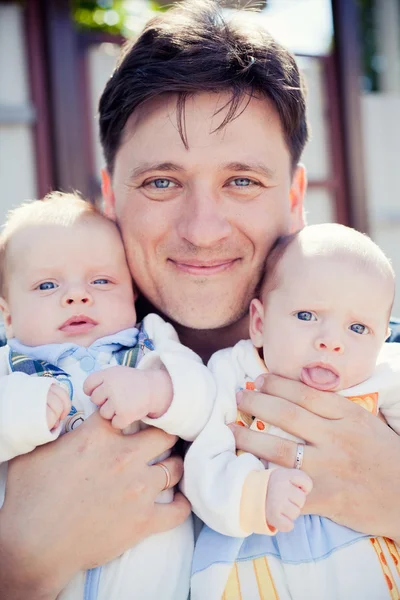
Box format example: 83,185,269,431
224,162,276,179
128,161,276,180
128,162,184,180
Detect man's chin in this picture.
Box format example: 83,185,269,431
165,305,249,332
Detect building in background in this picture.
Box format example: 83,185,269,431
1,0,400,310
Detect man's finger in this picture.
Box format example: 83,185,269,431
150,455,184,494
231,423,318,472
83,371,104,396
128,427,178,463
255,374,347,419
149,492,191,535
237,391,325,443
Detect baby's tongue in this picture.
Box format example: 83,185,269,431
301,366,339,391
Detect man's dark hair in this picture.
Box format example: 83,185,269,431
99,0,309,174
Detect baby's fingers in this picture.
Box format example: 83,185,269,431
83,371,104,396
287,484,309,509
90,385,108,408
111,413,133,430
54,385,71,419
47,384,71,421
281,500,301,522
275,516,295,532
99,399,116,421
266,509,295,533
289,469,313,494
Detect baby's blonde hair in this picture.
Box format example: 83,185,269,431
260,223,395,314
0,191,115,297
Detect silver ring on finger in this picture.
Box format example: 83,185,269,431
157,462,171,491
294,443,305,470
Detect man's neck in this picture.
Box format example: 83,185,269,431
136,296,250,363
174,316,250,363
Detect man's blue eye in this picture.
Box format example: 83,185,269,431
350,323,369,335
232,178,252,187
93,279,109,285
38,282,57,290
153,179,171,189
295,311,315,321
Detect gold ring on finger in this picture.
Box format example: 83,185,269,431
157,462,171,491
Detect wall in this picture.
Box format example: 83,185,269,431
361,94,400,315
0,3,37,223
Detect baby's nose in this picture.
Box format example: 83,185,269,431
315,338,344,353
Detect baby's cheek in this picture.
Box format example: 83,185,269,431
263,344,295,379
341,354,374,390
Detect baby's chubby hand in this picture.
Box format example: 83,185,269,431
46,384,71,431
265,467,313,532
84,366,174,430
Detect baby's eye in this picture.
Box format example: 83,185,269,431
350,323,370,335
38,281,58,291
92,278,110,285
295,311,317,322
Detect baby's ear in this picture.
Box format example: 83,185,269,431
0,297,13,339
249,299,265,348
386,327,392,341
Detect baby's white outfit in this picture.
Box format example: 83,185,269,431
184,339,400,600
0,313,215,600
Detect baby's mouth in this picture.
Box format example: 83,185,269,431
300,364,340,391
59,315,97,334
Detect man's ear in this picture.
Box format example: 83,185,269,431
0,297,13,339
289,164,307,232
101,169,117,221
249,299,265,348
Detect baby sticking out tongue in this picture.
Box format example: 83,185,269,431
301,365,340,391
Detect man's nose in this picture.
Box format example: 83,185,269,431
178,189,232,247
61,286,93,307
314,335,344,354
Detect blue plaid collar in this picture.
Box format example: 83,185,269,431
8,327,139,366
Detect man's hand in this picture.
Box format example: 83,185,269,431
46,384,71,431
84,366,173,429
0,412,190,600
265,468,312,532
232,373,400,542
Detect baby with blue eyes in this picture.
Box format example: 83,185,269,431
185,223,400,600
249,222,395,405
0,191,181,434
0,191,216,600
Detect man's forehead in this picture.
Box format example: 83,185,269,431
121,91,282,145
116,91,290,178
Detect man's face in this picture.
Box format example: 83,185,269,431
103,92,305,330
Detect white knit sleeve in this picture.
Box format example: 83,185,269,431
139,314,216,441
0,370,61,462
182,347,266,538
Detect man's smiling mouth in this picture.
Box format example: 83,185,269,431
168,258,240,276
